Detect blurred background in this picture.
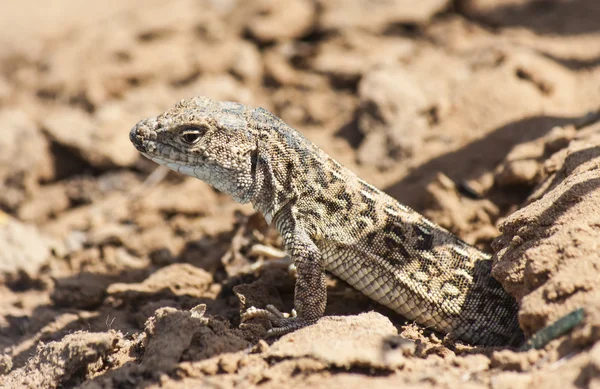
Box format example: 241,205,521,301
1,0,600,388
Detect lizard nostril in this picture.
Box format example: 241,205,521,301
129,127,140,144
129,125,148,151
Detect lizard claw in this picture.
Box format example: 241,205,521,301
241,305,314,337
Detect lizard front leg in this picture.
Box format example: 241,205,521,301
241,225,327,336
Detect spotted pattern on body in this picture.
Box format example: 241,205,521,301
130,96,521,346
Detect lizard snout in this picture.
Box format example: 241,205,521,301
129,126,144,152
129,120,158,153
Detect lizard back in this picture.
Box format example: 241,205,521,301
250,106,521,346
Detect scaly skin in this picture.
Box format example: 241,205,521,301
130,96,522,346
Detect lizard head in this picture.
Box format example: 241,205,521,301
129,96,258,203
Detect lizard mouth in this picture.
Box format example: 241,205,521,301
136,139,189,166
130,123,184,163
129,124,206,178
136,141,201,178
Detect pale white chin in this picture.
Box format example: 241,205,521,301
145,154,252,205
150,156,199,179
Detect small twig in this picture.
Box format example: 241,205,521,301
129,165,170,198
519,307,585,351
248,244,287,259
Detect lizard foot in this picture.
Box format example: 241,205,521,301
241,305,316,337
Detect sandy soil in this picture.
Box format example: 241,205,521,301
1,0,600,388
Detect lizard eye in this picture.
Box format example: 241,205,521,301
178,125,206,144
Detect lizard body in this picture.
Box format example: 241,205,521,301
130,96,521,346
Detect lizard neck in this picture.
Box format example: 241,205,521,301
249,132,309,225
249,150,292,225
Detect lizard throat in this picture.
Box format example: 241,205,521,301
140,144,256,204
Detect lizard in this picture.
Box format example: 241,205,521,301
129,96,522,346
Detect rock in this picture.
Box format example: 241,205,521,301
1,331,120,389
42,106,139,170
0,353,12,375
0,212,60,277
239,0,316,43
107,264,214,299
311,32,415,83
266,312,405,369
492,124,600,341
460,0,600,37
140,306,249,374
0,109,53,211
357,66,432,169
318,0,450,32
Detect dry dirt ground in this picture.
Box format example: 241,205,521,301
1,0,600,388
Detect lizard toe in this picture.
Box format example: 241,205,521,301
264,317,316,337
240,306,314,337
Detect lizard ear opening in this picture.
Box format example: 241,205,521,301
250,148,259,177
